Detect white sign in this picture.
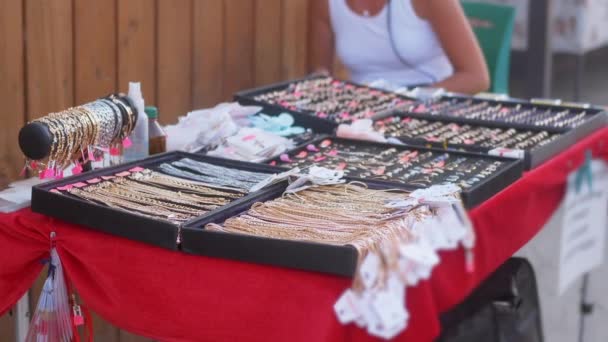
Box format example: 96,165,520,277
558,160,608,295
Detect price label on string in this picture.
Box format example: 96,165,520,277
558,158,608,295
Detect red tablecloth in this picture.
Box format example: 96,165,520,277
2,127,608,342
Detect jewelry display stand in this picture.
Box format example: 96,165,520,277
234,76,414,132
375,110,605,170
30,151,284,250
267,136,524,208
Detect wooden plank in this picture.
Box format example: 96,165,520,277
157,0,193,124
223,0,255,99
0,0,25,182
0,311,16,342
25,0,74,120
281,0,309,79
253,0,283,86
118,0,156,104
74,0,118,104
192,0,224,108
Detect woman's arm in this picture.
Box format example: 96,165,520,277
308,0,335,75
414,0,490,94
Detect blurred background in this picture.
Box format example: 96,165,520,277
0,0,607,340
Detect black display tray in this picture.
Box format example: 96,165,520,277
182,181,411,277
31,151,286,250
402,94,608,132
265,136,524,209
234,76,414,134
375,112,605,170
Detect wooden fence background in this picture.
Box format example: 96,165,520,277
0,0,348,340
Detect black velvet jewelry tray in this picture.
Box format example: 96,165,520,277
265,136,524,209
374,112,603,170
234,76,414,133
394,94,608,133
31,151,286,250
181,180,410,277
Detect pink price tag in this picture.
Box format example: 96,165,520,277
87,150,95,161
57,185,74,191
54,170,64,180
72,182,88,188
242,134,257,141
39,168,54,180
414,105,427,113
122,137,132,148
327,149,338,157
101,176,115,180
279,154,293,163
73,315,84,326
115,171,131,177
129,166,145,172
314,156,327,162
339,112,351,119
71,164,83,175
109,147,121,156
86,178,101,184
269,161,277,166
317,112,328,119
337,162,347,170
30,161,38,169
464,139,474,145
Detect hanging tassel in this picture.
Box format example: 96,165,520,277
26,232,73,342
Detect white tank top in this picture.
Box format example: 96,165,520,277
329,0,454,86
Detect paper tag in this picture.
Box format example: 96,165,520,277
372,290,409,332
73,304,84,326
129,166,145,172
334,289,361,324
368,319,407,340
359,253,381,289
250,168,300,193
110,147,121,156
122,137,132,148
399,243,440,267
71,163,83,175
359,292,381,331
473,92,510,101
530,98,562,106
558,160,608,294
489,148,525,159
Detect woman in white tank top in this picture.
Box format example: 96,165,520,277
310,0,490,94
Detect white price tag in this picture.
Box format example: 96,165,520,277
558,160,608,295
489,148,525,160
372,290,408,330
359,253,381,289
334,289,362,324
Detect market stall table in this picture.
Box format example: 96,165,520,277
1,127,607,342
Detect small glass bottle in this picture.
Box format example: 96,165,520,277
146,106,167,155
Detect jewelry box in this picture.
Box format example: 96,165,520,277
31,151,286,250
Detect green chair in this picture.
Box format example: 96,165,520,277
461,2,516,95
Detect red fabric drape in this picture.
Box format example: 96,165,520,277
2,127,608,342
